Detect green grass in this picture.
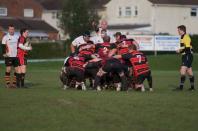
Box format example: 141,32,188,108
0,55,198,131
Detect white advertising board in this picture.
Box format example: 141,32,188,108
155,36,180,51
127,35,155,51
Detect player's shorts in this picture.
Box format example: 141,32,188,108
181,54,193,68
135,71,151,84
112,73,121,83
85,68,99,78
66,67,84,82
102,72,120,84
102,58,124,74
5,57,19,67
17,57,27,66
85,62,101,78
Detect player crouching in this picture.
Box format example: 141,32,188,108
60,54,86,91
114,44,153,92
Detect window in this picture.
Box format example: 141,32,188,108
119,7,122,17
57,21,60,27
135,6,138,16
191,8,197,17
24,9,34,17
119,6,137,17
56,12,61,19
125,7,131,17
0,7,7,16
52,12,56,19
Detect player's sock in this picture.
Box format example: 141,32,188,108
4,72,11,87
189,75,195,89
147,75,153,89
21,73,25,87
89,78,93,88
12,72,17,87
179,75,186,89
94,75,101,90
141,85,145,92
115,83,121,91
16,73,21,88
120,76,128,91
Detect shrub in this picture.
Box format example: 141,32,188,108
191,35,198,53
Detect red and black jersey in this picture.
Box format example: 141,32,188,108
68,56,85,70
122,51,150,77
17,36,28,65
117,40,134,64
17,36,27,56
94,42,116,66
117,40,134,55
77,43,95,57
96,42,116,59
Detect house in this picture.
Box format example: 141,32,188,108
39,0,111,40
89,0,111,20
0,17,58,40
104,0,152,35
36,0,66,40
101,0,198,35
0,0,59,40
149,0,198,35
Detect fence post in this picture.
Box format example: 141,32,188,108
154,35,157,56
154,50,157,56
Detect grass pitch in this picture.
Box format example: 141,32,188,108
0,55,198,131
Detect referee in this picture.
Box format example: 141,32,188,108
176,25,195,91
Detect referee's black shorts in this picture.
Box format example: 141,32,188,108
5,57,19,67
181,53,193,68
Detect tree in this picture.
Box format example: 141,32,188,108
60,0,100,40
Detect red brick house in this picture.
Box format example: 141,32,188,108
0,0,58,40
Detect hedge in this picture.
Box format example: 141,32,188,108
0,35,197,59
191,35,198,53
0,41,72,59
28,41,70,59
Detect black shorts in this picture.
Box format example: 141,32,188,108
111,73,121,83
102,59,124,74
181,54,193,68
5,57,19,67
66,67,85,82
85,62,101,78
136,71,151,84
85,68,99,78
103,72,120,84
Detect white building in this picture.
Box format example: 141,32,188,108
38,0,67,40
101,0,198,35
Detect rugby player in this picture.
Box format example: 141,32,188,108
98,20,115,43
1,24,19,88
77,40,95,61
17,28,32,88
64,54,86,90
70,31,91,53
90,28,104,44
93,36,127,91
114,44,153,92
